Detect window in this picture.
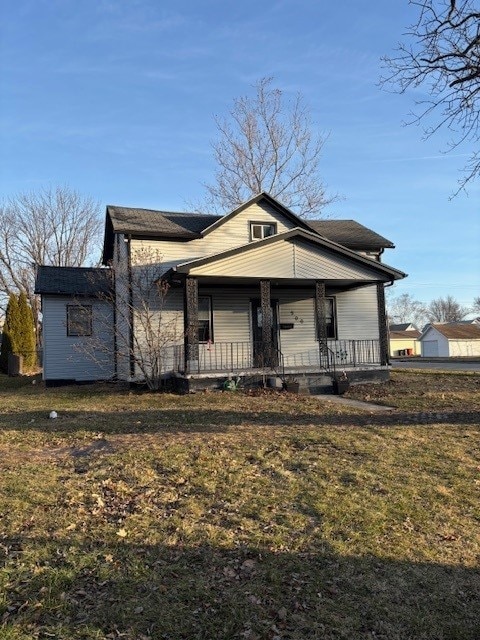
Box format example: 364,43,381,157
316,298,337,340
198,296,213,342
67,305,92,336
250,222,276,241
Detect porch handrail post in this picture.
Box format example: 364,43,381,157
376,283,389,366
315,281,328,370
260,279,272,367
184,276,199,373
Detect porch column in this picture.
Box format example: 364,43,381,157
315,281,328,368
260,279,272,366
184,276,199,373
376,283,389,366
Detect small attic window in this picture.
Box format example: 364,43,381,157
250,222,276,241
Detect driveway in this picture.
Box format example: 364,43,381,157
392,359,480,372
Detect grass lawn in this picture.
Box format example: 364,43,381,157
0,370,479,639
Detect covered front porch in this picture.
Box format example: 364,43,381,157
159,227,404,392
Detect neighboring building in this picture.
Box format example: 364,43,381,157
389,322,418,332
35,192,407,391
389,328,421,357
419,323,480,357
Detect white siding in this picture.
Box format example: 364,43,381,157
336,286,379,340
186,238,384,280
42,295,115,381
130,201,297,274
420,327,448,356
449,340,480,356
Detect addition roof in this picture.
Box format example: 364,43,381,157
422,323,480,340
35,266,113,296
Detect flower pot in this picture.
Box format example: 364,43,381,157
333,378,349,395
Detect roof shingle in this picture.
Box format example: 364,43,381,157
35,266,112,296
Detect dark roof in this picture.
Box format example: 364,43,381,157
425,323,480,340
107,205,218,238
307,220,394,249
35,266,113,296
389,330,421,340
102,200,394,264
389,323,418,332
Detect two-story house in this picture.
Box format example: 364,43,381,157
35,192,406,391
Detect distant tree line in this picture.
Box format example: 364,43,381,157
387,292,479,329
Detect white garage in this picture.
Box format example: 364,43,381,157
419,323,480,357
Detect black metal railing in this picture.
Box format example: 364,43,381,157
172,339,380,375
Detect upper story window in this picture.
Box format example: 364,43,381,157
67,305,92,337
250,222,276,241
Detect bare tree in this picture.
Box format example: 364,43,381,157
472,295,480,314
0,185,102,330
387,292,427,327
381,0,480,193
203,77,334,217
79,248,183,390
426,294,470,322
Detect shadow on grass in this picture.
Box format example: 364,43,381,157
0,407,479,437
1,535,479,639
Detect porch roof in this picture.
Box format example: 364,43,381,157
170,227,407,284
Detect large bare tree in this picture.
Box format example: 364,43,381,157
0,185,102,329
203,77,334,217
387,292,427,327
426,294,470,321
381,0,480,193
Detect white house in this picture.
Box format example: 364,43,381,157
419,323,480,357
35,193,407,391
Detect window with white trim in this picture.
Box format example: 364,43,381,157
67,305,92,337
198,296,213,342
250,222,276,241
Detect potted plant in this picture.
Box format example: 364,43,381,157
333,371,349,395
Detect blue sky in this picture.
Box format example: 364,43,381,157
1,0,479,310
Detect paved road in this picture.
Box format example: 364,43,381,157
392,359,480,372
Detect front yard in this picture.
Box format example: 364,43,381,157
0,371,479,639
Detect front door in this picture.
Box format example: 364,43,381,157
251,299,279,367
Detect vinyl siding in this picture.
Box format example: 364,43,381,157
448,340,480,356
336,286,379,340
186,238,384,280
130,201,297,274
42,295,115,381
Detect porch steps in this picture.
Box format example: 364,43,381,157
286,373,334,395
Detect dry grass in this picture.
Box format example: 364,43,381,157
0,371,479,639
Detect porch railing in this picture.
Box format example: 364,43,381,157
170,339,380,375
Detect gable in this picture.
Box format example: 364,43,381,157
202,193,311,237
176,230,405,282
422,323,480,340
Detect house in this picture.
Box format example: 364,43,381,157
389,322,418,332
35,192,407,391
389,328,421,357
419,323,480,357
